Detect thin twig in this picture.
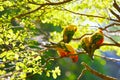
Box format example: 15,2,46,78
62,8,120,22
12,5,44,19
103,23,120,30
102,43,120,47
12,0,73,19
4,66,15,71
38,48,49,53
73,33,92,40
42,56,61,67
104,34,120,46
28,0,73,5
0,69,22,79
106,30,120,33
77,68,87,80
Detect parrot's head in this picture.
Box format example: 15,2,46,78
66,25,77,32
98,28,103,34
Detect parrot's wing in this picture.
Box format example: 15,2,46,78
62,25,77,43
63,30,75,43
92,34,103,42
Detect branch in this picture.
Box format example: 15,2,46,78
102,43,120,47
102,22,120,33
73,33,92,40
104,34,120,46
106,30,120,33
102,23,120,30
28,0,73,5
38,48,49,53
113,0,120,13
62,8,120,22
0,69,22,79
0,72,13,79
4,66,15,71
12,0,73,19
0,60,11,65
109,9,120,21
42,57,59,67
77,68,87,80
80,62,117,80
12,5,44,19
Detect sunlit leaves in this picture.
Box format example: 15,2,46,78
50,31,62,42
0,63,5,68
0,6,4,11
46,66,61,79
27,4,38,10
52,66,61,78
46,70,51,77
2,1,13,7
16,62,26,70
20,72,26,79
0,70,6,75
0,50,19,62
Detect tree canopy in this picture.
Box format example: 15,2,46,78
0,0,120,80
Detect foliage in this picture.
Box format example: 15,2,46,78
0,0,120,80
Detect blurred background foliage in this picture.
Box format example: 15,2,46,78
0,0,120,80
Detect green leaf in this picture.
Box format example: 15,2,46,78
0,6,4,11
20,72,26,79
52,70,57,79
46,70,50,77
54,66,61,76
52,66,61,79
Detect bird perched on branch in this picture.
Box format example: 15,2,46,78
55,42,78,63
80,29,104,59
80,35,91,55
62,25,77,43
91,29,104,48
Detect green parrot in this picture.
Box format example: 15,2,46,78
90,29,104,49
89,29,104,59
62,25,77,43
80,35,91,54
80,29,104,60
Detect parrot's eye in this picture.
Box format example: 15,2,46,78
100,30,102,33
75,28,77,31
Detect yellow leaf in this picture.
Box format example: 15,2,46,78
46,70,50,77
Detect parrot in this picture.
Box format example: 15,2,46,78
80,35,91,56
62,25,77,43
55,42,78,63
89,28,104,59
80,29,104,60
90,28,104,49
